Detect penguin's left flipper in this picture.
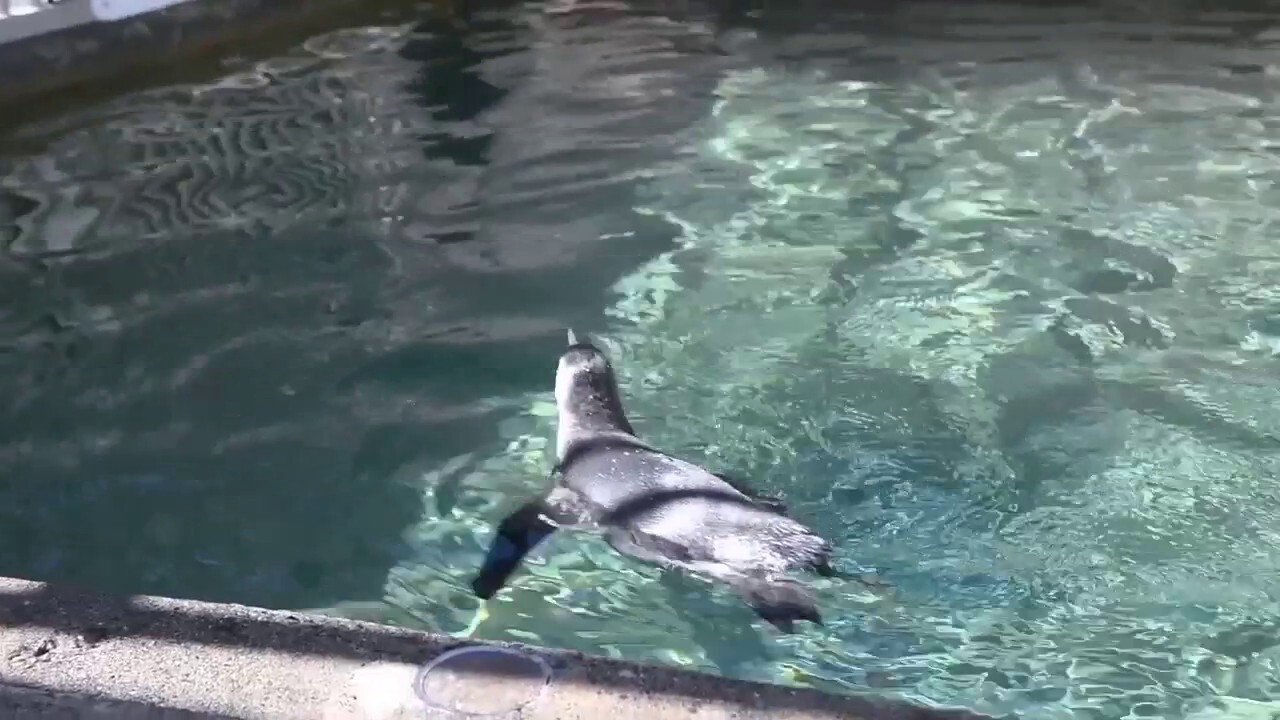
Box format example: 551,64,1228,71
471,478,595,599
471,499,560,600
471,484,591,600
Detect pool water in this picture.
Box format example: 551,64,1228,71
4,1,1280,719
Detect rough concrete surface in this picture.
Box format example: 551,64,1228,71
0,576,1003,720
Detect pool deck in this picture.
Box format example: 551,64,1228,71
0,575,1001,720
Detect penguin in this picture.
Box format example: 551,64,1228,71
470,329,842,632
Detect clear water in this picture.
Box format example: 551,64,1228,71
4,2,1280,719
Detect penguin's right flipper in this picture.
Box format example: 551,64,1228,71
711,472,790,515
812,559,894,591
725,575,824,634
471,499,560,600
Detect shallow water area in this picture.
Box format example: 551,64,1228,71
4,2,1280,720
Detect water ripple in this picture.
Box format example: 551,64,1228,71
385,5,1280,720
0,1,732,616
8,3,1280,720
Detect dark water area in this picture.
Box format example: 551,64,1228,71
7,2,1280,718
0,0,744,609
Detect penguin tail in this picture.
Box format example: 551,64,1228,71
727,575,823,634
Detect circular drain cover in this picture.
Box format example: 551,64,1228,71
414,645,553,716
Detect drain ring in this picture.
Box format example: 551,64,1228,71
413,645,553,717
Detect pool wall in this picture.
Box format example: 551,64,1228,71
0,575,1000,719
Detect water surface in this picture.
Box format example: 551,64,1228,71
5,2,1280,719
0,0,729,607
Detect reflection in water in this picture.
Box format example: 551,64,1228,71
0,0,730,611
6,1,1280,720
0,15,461,609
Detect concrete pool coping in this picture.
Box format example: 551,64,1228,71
0,0,425,112
0,576,1002,719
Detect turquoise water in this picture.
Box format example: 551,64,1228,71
5,2,1280,718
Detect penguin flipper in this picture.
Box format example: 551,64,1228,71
602,527,682,569
711,472,789,515
471,499,561,599
813,559,841,578
725,575,824,634
471,483,593,599
602,533,822,633
812,559,893,592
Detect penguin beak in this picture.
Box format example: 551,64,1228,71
566,328,578,346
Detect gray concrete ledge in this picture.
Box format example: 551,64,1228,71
0,576,1003,720
0,0,420,108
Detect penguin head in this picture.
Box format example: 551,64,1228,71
554,328,636,434
555,329,616,408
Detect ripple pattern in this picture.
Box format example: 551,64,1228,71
0,2,732,616
9,4,1280,720
379,6,1280,720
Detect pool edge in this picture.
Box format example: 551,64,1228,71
0,575,1000,720
0,0,424,112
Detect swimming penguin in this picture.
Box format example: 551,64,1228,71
471,329,841,632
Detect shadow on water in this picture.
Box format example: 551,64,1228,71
0,0,749,618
